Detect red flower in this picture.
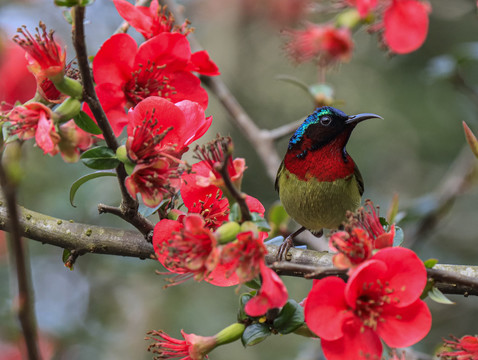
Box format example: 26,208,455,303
219,230,268,283
58,120,94,163
13,22,66,80
285,24,354,66
124,97,211,207
7,103,60,155
383,0,430,54
194,136,247,191
153,214,239,286
125,159,180,208
147,329,216,360
0,39,36,110
329,200,394,271
439,335,478,359
329,228,373,270
89,33,218,135
113,0,192,40
304,247,431,360
244,261,288,317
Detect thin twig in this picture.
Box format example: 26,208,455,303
0,155,40,360
72,6,154,236
214,150,252,222
265,117,305,141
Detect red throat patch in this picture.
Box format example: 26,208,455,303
283,132,356,181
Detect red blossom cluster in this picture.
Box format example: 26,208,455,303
153,137,287,315
329,200,395,271
283,0,431,70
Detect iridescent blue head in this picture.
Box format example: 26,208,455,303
288,106,382,150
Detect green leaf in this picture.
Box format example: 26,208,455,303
392,226,404,247
70,171,116,207
80,146,120,170
273,299,304,334
241,323,271,347
424,258,438,269
428,287,455,305
73,111,102,135
251,213,271,232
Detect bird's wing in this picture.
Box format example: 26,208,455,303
354,164,364,196
275,161,284,192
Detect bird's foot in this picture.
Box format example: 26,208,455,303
276,226,307,261
277,235,294,261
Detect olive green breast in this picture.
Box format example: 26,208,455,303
276,166,362,232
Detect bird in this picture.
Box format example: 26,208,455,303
275,106,382,259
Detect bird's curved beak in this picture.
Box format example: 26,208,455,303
345,113,383,125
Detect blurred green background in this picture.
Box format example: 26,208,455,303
1,0,478,359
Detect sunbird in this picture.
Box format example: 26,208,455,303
275,106,382,257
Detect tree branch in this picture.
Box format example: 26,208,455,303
72,5,154,236
2,201,478,297
0,158,40,360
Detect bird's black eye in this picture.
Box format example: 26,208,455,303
320,115,332,126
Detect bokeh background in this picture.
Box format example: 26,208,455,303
1,0,478,359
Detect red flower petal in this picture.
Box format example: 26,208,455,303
36,112,57,154
372,247,427,307
127,96,186,147
93,33,136,85
167,71,209,109
304,277,353,341
245,195,265,216
135,33,190,70
153,219,188,274
113,0,154,39
174,100,211,146
377,298,431,348
244,262,288,317
321,317,383,360
189,50,220,76
383,0,429,54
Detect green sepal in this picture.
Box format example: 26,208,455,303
428,287,455,305
241,323,271,347
73,111,102,135
272,299,304,334
69,170,116,207
392,226,404,247
424,258,438,269
80,146,120,170
237,293,254,322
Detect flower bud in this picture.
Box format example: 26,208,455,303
54,97,81,123
214,221,241,244
240,221,259,236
